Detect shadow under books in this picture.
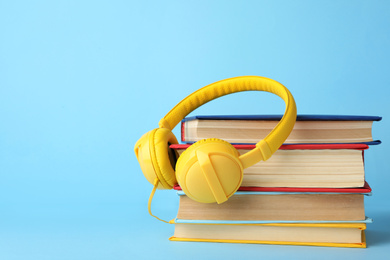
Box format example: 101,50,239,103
365,211,390,247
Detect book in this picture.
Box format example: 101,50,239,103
173,181,372,193
171,143,368,188
175,189,370,222
181,115,382,144
169,222,367,248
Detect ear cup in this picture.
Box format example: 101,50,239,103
176,138,243,204
149,128,179,189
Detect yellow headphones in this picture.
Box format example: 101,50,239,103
134,76,297,221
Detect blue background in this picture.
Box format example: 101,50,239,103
1,1,389,259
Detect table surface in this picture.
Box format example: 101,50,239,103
1,201,389,260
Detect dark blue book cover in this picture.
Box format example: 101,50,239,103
181,115,381,145
182,114,382,122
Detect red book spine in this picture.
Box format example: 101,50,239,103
173,182,371,193
170,143,369,150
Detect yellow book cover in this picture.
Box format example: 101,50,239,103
169,222,367,248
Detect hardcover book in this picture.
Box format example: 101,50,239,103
181,115,381,145
175,189,370,222
169,222,367,248
171,143,368,188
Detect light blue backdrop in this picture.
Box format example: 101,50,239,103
1,1,389,259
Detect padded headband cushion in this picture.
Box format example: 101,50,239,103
150,128,178,189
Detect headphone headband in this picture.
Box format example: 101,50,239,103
159,76,297,164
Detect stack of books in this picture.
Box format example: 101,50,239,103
169,115,381,248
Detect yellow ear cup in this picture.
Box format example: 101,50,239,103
176,138,243,204
134,128,178,190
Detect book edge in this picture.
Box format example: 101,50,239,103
168,236,366,248
182,115,382,122
171,218,372,225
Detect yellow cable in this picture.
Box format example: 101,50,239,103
148,178,171,224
